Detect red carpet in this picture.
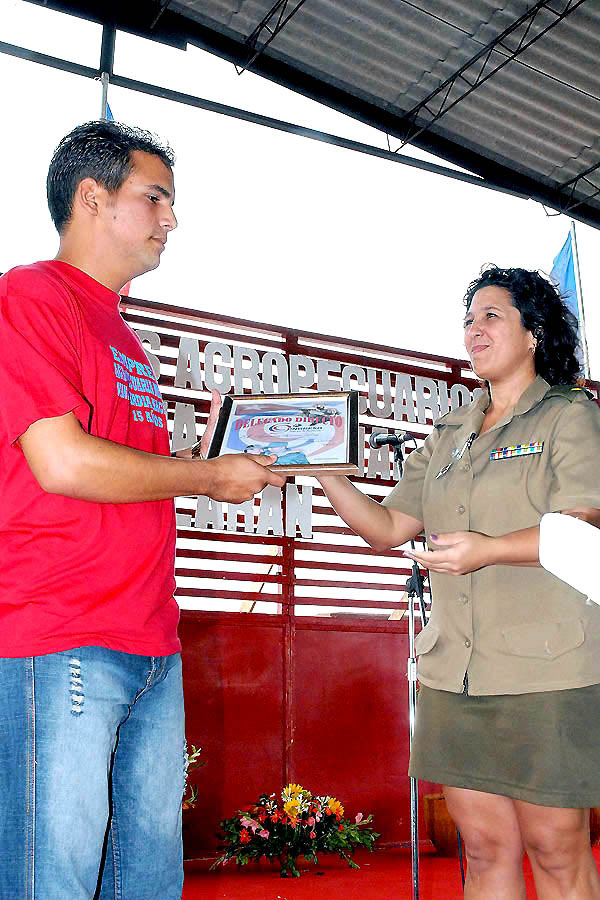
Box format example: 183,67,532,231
184,847,600,898
182,846,535,899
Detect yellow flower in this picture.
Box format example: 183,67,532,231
327,798,344,818
282,783,310,806
284,799,300,817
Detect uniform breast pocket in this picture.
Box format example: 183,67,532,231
501,620,584,659
414,623,440,656
473,452,549,519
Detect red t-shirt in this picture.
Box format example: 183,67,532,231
0,260,180,657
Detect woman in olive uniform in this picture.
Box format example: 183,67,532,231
318,266,600,899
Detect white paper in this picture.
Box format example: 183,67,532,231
539,513,600,604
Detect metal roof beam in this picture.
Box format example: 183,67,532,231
551,155,600,215
5,5,600,230
561,157,600,190
561,174,600,215
393,0,587,149
22,0,189,50
149,1,174,31
237,0,309,76
0,36,529,197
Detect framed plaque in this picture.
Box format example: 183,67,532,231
207,391,359,475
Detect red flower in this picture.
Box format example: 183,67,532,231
310,831,316,839
258,812,267,823
240,829,251,844
270,812,279,823
336,814,341,822
338,824,344,832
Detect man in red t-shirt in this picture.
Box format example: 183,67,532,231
0,121,285,900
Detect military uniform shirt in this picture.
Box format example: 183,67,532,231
383,376,600,696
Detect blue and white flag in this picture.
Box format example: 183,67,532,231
551,226,589,377
551,231,578,322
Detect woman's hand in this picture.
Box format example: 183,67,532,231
404,531,495,575
174,390,222,459
562,507,600,528
200,389,223,458
172,391,223,459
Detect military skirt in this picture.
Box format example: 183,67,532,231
409,682,600,807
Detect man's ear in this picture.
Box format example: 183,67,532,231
73,177,106,219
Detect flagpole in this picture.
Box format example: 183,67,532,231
100,71,110,119
99,24,116,121
570,221,590,379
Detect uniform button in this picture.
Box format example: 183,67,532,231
465,639,471,648
457,504,465,514
462,463,470,472
458,595,469,604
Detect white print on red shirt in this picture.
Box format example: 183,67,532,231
110,345,166,429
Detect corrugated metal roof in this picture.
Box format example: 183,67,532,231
22,0,600,228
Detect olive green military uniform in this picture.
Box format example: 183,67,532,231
384,376,600,805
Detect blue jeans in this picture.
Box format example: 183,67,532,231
0,647,185,900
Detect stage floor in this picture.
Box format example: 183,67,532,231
182,844,556,899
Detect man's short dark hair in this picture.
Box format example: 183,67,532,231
47,120,175,233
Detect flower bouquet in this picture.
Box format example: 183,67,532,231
212,783,379,877
182,745,205,811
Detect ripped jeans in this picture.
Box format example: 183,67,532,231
0,648,185,900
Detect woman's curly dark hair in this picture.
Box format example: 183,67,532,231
463,265,581,385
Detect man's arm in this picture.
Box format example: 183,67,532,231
19,412,286,505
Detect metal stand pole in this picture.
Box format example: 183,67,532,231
407,594,420,900
393,443,429,900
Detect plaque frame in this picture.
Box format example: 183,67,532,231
206,390,359,475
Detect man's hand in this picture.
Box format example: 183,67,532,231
404,531,494,575
203,453,286,504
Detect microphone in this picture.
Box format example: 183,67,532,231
369,431,411,449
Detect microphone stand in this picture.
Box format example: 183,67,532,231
392,441,429,900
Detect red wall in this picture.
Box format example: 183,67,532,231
180,611,437,858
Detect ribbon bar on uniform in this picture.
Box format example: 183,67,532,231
490,441,544,461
